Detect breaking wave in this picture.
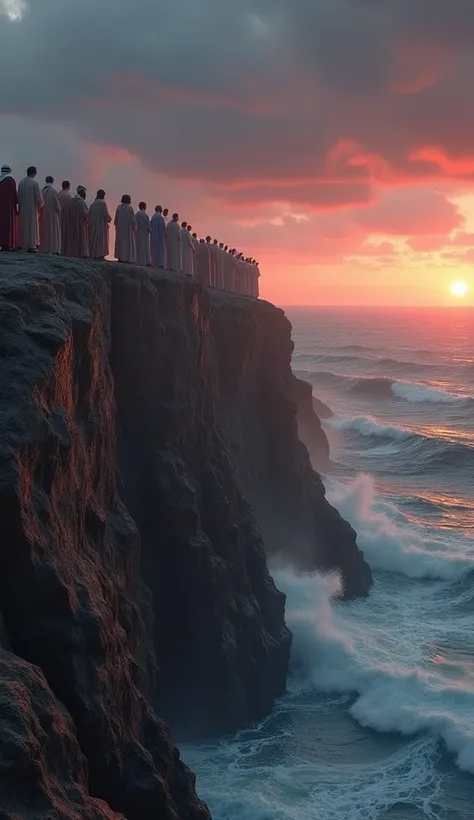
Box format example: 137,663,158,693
306,370,472,405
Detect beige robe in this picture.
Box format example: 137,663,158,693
114,203,137,263
89,198,112,259
40,184,61,254
180,227,195,275
18,175,43,250
57,190,71,254
63,194,89,258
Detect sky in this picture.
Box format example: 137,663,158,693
1,1,474,306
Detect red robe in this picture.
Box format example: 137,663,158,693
0,176,18,250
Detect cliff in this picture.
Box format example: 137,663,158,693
290,374,330,472
0,255,371,819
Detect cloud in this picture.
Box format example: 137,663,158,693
1,0,474,299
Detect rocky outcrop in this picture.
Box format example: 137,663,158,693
0,259,209,820
312,395,333,420
110,269,290,737
290,374,330,472
209,297,372,599
0,255,371,818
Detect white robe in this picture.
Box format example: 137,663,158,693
40,184,61,254
166,219,181,272
135,210,151,266
88,199,112,258
114,203,137,263
150,212,166,267
180,227,194,275
18,176,43,250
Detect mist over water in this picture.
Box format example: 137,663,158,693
185,307,474,820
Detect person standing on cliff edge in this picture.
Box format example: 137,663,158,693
114,194,137,263
0,165,18,251
88,189,112,260
135,201,151,266
63,185,89,258
40,176,61,254
150,205,166,268
57,181,71,254
166,213,181,272
18,166,43,252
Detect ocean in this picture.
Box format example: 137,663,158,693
184,306,474,820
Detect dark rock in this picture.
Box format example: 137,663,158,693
312,396,333,420
0,255,372,819
209,296,372,600
110,268,291,737
0,256,209,820
290,374,330,471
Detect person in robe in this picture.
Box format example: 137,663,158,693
40,176,61,254
163,207,169,224
213,239,223,289
88,189,112,260
180,221,195,276
150,205,166,268
0,165,18,251
206,236,217,287
57,181,71,254
166,213,181,272
114,194,137,263
63,185,89,258
196,238,210,285
135,201,151,266
18,166,43,252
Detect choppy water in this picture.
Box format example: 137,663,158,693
185,307,474,819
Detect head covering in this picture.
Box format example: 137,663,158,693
77,185,86,193
0,164,12,183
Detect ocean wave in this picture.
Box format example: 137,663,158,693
305,369,472,406
327,414,474,472
327,474,474,581
279,562,474,777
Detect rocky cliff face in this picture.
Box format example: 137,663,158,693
0,256,371,818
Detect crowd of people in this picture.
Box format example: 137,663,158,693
0,165,260,298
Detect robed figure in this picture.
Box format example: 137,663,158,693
88,193,112,259
180,225,195,276
63,187,89,258
196,240,211,285
18,170,43,251
150,208,166,268
0,165,18,250
57,185,71,254
166,215,181,272
114,197,137,263
40,179,61,254
135,205,151,266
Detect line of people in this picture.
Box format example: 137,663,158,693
0,165,260,297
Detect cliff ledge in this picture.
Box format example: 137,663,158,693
0,255,371,818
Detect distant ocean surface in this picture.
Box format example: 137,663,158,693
185,307,474,820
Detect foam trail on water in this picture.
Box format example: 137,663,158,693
276,563,474,776
327,474,474,580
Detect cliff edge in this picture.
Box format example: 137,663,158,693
0,256,371,818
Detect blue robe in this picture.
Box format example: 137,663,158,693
150,211,166,267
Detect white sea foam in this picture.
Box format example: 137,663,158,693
392,380,469,405
327,414,412,441
278,558,474,776
327,474,474,581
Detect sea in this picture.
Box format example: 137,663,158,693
184,306,474,820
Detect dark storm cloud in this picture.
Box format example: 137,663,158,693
2,0,474,209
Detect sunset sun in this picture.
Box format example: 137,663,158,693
450,281,469,298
